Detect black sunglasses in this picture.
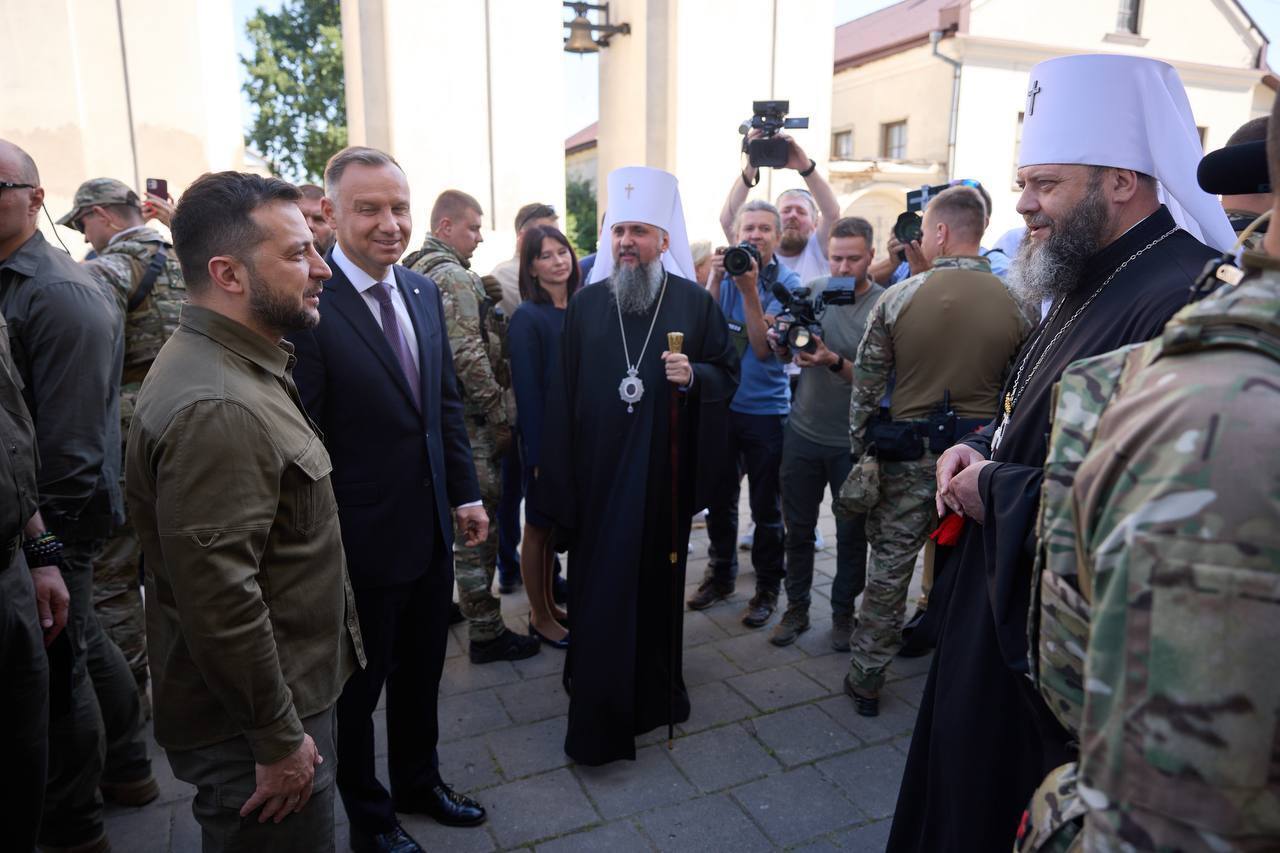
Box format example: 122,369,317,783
0,181,35,197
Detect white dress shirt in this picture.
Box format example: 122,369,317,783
330,244,481,510
331,242,420,365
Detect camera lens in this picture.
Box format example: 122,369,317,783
723,246,751,277
788,325,813,352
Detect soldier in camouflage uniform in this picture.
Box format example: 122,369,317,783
1018,238,1280,853
841,187,1030,716
406,190,539,663
60,178,184,720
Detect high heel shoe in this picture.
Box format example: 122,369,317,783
528,622,569,650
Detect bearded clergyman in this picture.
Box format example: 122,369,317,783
535,167,739,766
887,54,1237,853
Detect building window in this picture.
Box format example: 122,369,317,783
832,129,853,160
881,121,907,160
1116,0,1141,34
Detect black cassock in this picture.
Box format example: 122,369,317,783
535,274,738,766
889,207,1219,852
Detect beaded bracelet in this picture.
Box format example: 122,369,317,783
23,531,64,568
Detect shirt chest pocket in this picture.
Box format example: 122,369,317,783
289,438,338,534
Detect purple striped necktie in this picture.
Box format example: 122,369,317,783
371,281,421,408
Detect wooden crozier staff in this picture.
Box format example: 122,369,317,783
666,330,684,749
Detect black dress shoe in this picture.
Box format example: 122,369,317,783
350,823,424,853
469,628,540,663
449,601,466,625
397,783,487,827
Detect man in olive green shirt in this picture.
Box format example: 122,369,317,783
126,172,363,851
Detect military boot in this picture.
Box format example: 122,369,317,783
768,605,810,646
687,577,733,611
741,590,778,628
843,673,879,717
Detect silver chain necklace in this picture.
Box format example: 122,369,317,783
991,226,1177,453
615,273,669,413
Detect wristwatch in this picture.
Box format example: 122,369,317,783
828,355,845,373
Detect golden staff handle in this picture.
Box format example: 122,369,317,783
667,331,684,355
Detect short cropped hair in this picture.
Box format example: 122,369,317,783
171,171,301,293
514,202,556,232
926,186,986,244
1228,116,1268,147
298,183,325,201
323,146,402,199
431,189,484,231
829,216,873,245
733,199,781,236
0,140,39,185
776,188,817,218
689,240,712,266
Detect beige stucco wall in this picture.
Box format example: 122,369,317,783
968,0,1264,69
342,0,567,272
831,44,954,165
2,0,246,257
597,0,834,250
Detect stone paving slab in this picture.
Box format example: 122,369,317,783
103,493,932,851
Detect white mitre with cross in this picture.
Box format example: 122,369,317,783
1018,53,1235,253
587,166,696,284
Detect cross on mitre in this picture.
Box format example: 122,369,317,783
1027,80,1041,116
624,183,635,199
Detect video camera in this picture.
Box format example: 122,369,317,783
892,179,983,261
739,101,810,168
769,277,858,354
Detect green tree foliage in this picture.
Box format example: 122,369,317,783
565,178,598,256
242,0,346,182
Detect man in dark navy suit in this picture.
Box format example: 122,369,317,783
289,147,488,853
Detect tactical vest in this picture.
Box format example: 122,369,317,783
108,234,186,375
405,249,511,392
1018,273,1280,852
1031,276,1280,735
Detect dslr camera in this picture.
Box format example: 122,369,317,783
739,100,810,168
723,241,762,277
769,278,858,354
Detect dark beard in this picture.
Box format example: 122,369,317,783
611,259,663,315
779,227,807,256
248,267,320,334
1009,175,1110,306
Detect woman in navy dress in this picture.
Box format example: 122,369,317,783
509,225,580,648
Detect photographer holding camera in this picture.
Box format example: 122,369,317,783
688,200,800,629
719,106,841,285
765,217,883,650
839,187,1031,717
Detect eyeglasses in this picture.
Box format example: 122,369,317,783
0,181,34,197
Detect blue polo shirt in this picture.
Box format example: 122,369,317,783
717,258,801,415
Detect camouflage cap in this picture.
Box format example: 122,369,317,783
57,178,140,227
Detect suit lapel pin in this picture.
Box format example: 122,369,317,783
413,288,420,294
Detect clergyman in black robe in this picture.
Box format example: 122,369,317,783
536,258,738,766
888,198,1219,850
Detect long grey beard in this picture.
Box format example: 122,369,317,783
1008,179,1110,306
611,259,663,315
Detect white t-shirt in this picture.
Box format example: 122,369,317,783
774,231,829,286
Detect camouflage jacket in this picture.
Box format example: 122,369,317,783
82,225,185,378
405,237,510,428
1020,252,1280,852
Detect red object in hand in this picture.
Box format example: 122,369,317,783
929,513,965,546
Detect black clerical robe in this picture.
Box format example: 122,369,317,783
888,207,1218,852
535,274,739,766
